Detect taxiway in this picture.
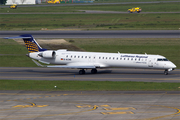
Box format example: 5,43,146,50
0,67,179,82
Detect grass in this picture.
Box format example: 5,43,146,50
1,2,180,13
1,2,179,30
0,80,180,91
0,13,179,30
0,38,37,67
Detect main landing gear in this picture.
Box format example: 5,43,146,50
78,69,97,75
79,69,86,75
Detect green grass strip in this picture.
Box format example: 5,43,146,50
0,80,180,91
1,13,179,30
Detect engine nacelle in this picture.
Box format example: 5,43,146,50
38,50,56,59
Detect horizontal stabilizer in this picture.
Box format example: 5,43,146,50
4,36,31,39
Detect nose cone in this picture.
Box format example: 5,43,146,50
172,63,177,69
170,62,176,69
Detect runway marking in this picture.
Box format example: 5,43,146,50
76,104,136,115
12,104,48,108
101,111,134,115
104,107,136,110
76,104,110,108
136,105,180,120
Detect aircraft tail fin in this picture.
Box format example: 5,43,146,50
4,34,47,53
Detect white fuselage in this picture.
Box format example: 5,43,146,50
29,50,176,70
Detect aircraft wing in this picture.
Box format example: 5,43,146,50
32,59,96,69
46,65,96,69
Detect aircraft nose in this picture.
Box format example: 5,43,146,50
170,62,176,69
172,64,177,68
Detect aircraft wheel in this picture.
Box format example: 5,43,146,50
91,69,97,74
164,70,168,75
79,69,85,75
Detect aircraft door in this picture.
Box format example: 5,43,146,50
148,59,153,67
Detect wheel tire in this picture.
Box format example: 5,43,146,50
164,70,168,75
79,70,85,75
79,70,83,75
91,69,97,74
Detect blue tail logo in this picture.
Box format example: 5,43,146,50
4,34,47,53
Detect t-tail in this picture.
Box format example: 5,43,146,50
4,34,47,53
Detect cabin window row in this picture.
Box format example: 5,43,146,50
66,55,147,61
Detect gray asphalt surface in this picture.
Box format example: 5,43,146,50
0,67,179,82
0,91,180,120
1,30,180,38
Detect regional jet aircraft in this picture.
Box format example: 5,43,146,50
4,34,176,75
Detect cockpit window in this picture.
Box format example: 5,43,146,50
157,58,169,61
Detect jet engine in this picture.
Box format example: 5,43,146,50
38,50,56,58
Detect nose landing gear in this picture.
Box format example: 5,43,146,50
164,69,168,75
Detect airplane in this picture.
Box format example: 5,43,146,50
4,34,176,75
